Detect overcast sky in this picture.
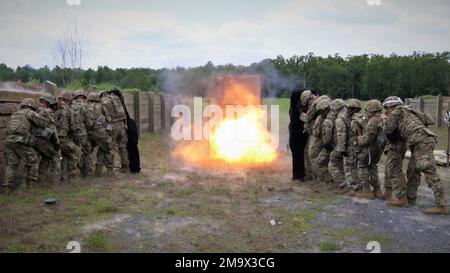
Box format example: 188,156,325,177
0,0,449,69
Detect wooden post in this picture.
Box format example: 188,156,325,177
437,95,443,127
419,97,424,112
133,92,141,135
148,92,155,133
447,101,450,166
160,93,166,130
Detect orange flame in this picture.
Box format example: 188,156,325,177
173,79,277,168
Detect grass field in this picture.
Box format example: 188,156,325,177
0,98,448,253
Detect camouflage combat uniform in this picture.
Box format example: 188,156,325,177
55,92,78,182
87,93,114,176
3,99,48,190
316,100,336,183
384,139,407,198
383,101,447,208
350,111,367,190
354,100,385,197
101,92,129,171
343,99,362,190
311,99,333,183
71,90,94,177
328,99,350,188
33,95,61,184
306,95,331,180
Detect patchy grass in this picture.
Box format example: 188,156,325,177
319,241,341,251
84,232,111,252
94,198,118,213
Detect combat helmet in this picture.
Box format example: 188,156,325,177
88,92,101,102
347,99,361,110
19,98,38,110
383,96,403,108
58,91,73,102
39,94,57,105
316,98,331,112
300,90,313,106
73,90,87,100
365,100,383,113
330,99,346,112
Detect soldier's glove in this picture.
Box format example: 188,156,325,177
41,127,54,140
324,144,334,151
106,124,113,131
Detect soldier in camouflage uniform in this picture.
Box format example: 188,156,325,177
383,96,447,214
343,99,362,192
3,98,48,192
382,137,407,201
313,99,333,184
326,99,351,192
87,92,114,176
101,91,129,172
71,90,94,177
305,95,331,181
55,91,78,183
33,94,61,185
353,100,385,199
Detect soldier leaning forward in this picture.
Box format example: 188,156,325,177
383,96,447,215
71,90,94,177
327,99,351,193
312,99,333,183
3,98,48,192
87,92,114,176
32,94,61,185
353,100,385,199
306,95,331,180
101,91,129,172
343,99,362,193
55,91,78,183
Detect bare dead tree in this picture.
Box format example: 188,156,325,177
52,10,83,84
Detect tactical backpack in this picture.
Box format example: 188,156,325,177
7,109,31,138
55,105,71,137
71,102,87,136
87,102,106,130
403,106,435,127
110,94,126,122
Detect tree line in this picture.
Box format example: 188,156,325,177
1,51,449,99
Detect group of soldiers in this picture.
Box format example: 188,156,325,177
299,90,448,215
2,89,130,194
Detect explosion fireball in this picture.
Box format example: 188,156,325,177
172,75,278,167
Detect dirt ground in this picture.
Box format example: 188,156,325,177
0,130,449,253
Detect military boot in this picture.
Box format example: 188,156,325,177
347,188,360,197
423,206,448,215
382,188,392,200
95,167,103,177
355,188,375,199
2,184,11,195
407,198,417,206
69,175,80,183
120,165,129,174
373,188,383,199
25,179,39,190
386,197,409,207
